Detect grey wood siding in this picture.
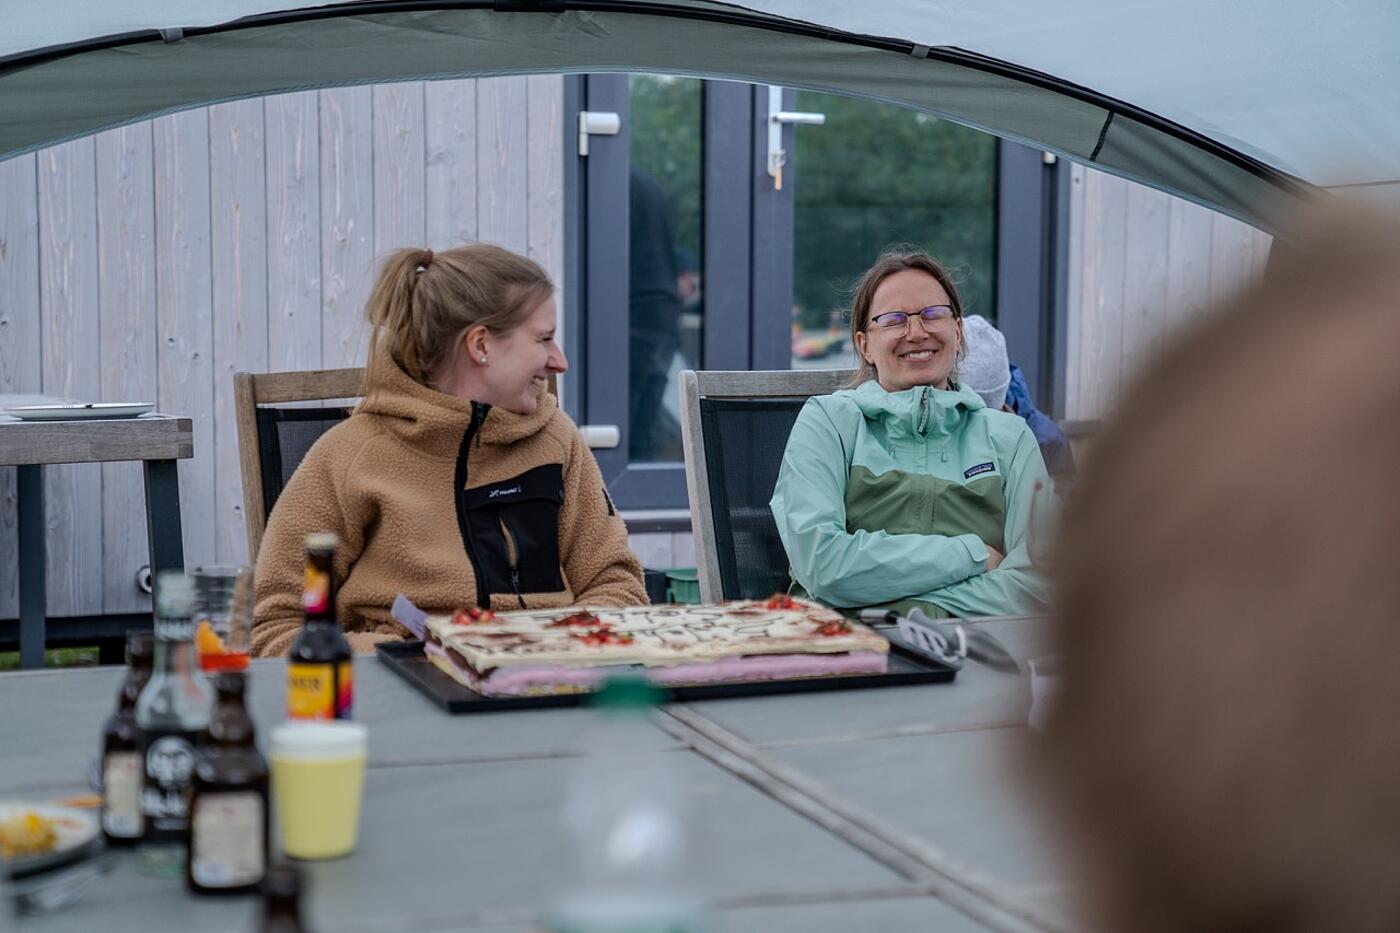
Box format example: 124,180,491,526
1065,164,1272,420
0,77,565,620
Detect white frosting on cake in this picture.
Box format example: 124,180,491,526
424,638,890,697
423,599,889,677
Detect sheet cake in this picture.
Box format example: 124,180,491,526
422,598,890,697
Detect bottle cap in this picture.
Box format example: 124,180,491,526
304,532,338,551
590,675,663,711
126,630,155,663
154,571,196,616
212,671,248,697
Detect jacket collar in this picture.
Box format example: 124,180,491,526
846,378,986,439
357,344,556,459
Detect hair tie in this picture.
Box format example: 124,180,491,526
416,249,434,274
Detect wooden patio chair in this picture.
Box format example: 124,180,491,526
678,369,853,604
233,367,366,565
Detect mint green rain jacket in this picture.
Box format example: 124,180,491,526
770,379,1051,618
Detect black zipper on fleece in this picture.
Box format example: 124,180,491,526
498,515,528,609
453,403,492,610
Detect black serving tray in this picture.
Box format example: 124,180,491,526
377,636,957,713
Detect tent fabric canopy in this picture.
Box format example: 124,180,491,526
3,1,1397,232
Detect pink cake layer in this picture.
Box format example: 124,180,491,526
424,640,889,697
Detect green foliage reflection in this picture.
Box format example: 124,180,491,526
792,91,996,330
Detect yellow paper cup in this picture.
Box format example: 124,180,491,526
270,722,368,860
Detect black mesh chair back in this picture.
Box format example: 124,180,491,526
254,406,354,519
698,396,808,600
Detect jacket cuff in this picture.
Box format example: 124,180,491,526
956,534,990,567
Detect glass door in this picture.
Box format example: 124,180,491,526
572,75,782,509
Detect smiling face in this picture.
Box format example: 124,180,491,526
853,268,964,393
462,292,568,414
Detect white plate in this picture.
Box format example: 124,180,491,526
2,402,153,421
0,803,101,876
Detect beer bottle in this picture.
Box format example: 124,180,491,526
136,571,211,875
100,631,155,845
260,862,310,932
287,533,353,720
188,671,269,895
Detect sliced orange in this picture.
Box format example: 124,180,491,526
196,620,228,655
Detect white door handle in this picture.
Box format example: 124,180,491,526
580,424,621,449
766,86,825,189
578,111,621,157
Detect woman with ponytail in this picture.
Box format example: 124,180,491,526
252,244,647,656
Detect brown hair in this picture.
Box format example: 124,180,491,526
847,249,967,387
1039,209,1400,933
363,243,552,393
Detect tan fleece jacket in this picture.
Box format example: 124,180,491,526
252,348,647,656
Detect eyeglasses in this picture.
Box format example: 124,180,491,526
866,305,955,333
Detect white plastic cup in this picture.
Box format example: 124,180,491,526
269,722,368,860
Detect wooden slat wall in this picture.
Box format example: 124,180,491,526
0,154,41,615
97,126,159,614
39,139,104,617
154,109,216,576
0,77,565,620
319,87,375,373
1064,164,1273,420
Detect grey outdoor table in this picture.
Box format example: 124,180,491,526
0,395,193,669
0,619,1069,932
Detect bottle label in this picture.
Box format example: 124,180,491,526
303,566,331,615
140,731,199,836
102,751,143,837
288,660,353,720
190,791,265,888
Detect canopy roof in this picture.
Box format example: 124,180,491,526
4,1,1397,232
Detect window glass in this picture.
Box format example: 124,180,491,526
789,92,997,369
627,74,703,461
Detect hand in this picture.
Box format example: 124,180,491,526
984,546,1004,572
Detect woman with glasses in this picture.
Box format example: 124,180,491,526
769,249,1050,618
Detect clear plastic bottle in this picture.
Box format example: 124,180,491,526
136,571,212,876
548,678,705,933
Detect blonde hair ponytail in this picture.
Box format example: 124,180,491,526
362,244,552,394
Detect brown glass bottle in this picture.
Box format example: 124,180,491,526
286,533,353,720
187,671,270,895
260,862,310,932
101,631,155,845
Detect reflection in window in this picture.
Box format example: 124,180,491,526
628,75,703,462
790,93,997,369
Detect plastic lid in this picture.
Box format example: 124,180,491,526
304,532,338,550
664,568,698,582
590,675,663,711
269,721,367,760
